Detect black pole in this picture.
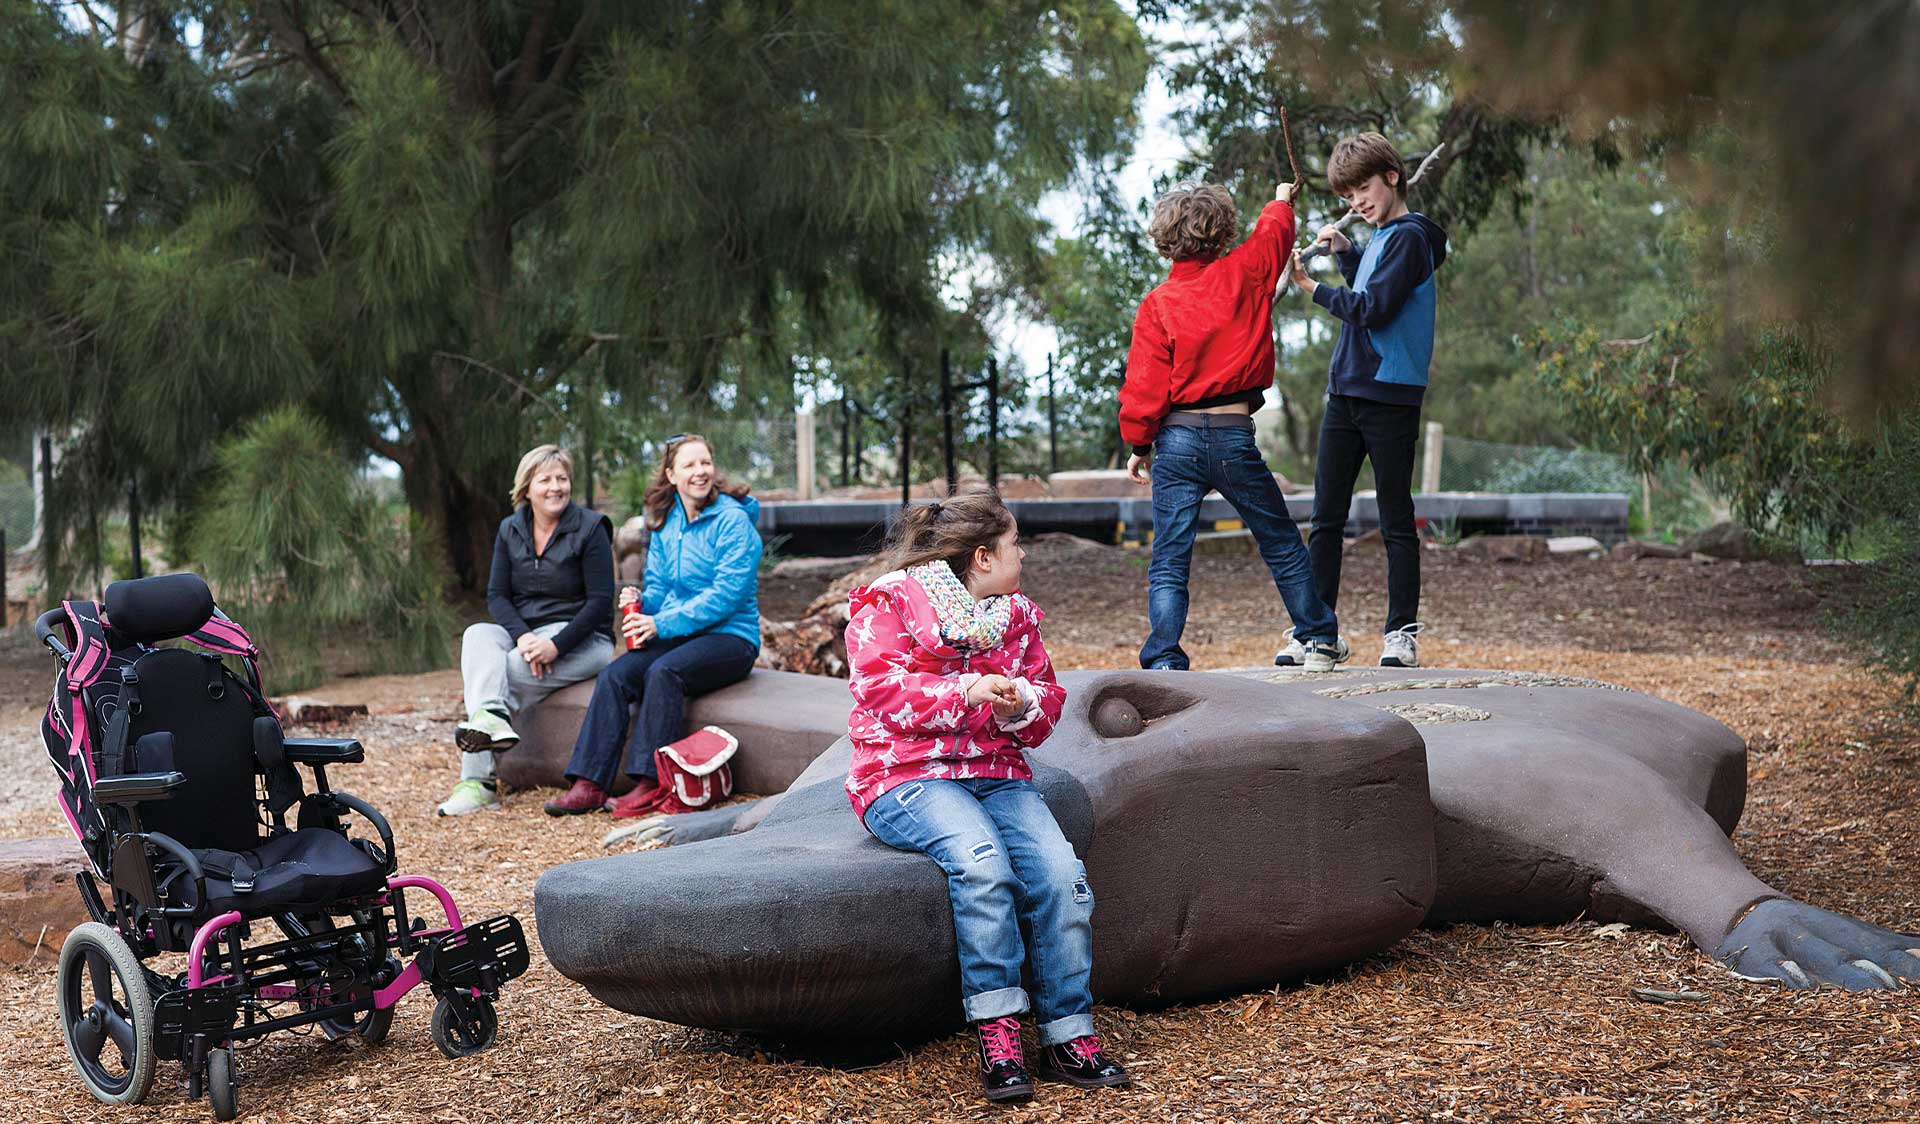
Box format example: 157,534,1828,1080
39,433,53,594
127,478,144,580
840,396,852,486
939,347,957,496
900,372,913,508
1046,353,1059,476
986,356,999,488
1,528,7,626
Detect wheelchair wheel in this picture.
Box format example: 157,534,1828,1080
57,922,158,1105
208,1044,239,1121
430,994,498,1058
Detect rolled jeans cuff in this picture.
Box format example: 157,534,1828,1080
1038,1012,1096,1046
963,986,1030,1023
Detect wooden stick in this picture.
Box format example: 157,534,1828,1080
1278,104,1303,194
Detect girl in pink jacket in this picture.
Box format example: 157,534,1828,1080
845,486,1130,1104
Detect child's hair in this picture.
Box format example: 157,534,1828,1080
887,484,1014,577
1147,182,1238,261
509,444,573,507
1327,133,1408,198
642,433,751,531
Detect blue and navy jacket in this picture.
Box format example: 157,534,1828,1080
1312,212,1448,406
641,492,763,649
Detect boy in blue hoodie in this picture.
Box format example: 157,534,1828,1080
1283,133,1448,669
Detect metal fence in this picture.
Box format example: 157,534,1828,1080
1435,435,1637,495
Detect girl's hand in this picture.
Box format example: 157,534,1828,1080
968,674,1024,718
618,585,640,607
1275,180,1299,205
623,612,657,647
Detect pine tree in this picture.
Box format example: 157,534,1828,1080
2,1,1148,589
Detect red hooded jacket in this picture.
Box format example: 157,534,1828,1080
843,570,1066,823
1119,199,1297,451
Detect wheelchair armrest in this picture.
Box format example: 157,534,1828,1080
283,737,365,765
93,771,188,804
316,791,398,874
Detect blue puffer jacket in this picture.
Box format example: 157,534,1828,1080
641,492,763,649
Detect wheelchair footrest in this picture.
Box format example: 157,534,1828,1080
418,914,530,995
154,987,242,1063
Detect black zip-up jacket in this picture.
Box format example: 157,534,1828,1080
486,501,614,656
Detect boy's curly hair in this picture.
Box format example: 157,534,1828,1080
1148,182,1238,261
1327,132,1408,198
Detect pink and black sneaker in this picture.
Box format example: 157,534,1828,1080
974,1017,1033,1103
1037,1033,1130,1088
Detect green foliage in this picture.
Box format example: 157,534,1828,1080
1536,312,1874,548
188,407,454,691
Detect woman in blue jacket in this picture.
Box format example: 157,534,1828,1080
545,433,763,816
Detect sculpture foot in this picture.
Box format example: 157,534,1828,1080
601,801,760,849
1716,898,1920,990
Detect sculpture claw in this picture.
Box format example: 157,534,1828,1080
1718,899,1920,990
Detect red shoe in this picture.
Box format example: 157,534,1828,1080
543,778,610,816
607,779,667,819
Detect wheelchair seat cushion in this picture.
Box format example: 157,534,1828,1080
197,828,388,916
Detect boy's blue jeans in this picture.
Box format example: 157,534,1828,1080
1140,421,1339,670
863,777,1096,1045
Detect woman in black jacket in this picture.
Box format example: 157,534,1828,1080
439,444,618,816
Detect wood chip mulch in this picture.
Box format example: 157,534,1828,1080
1,546,1916,1123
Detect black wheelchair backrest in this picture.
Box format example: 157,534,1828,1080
116,647,266,854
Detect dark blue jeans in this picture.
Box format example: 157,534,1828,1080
563,633,758,788
863,777,1095,1045
1140,422,1339,671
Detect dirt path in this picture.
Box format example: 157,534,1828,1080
1,545,1913,1123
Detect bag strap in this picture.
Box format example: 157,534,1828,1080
56,601,114,788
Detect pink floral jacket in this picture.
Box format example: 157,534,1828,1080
843,569,1067,822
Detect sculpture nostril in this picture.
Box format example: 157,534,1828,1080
1092,696,1143,738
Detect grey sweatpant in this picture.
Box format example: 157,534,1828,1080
458,621,616,782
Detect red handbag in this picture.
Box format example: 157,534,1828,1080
652,726,739,812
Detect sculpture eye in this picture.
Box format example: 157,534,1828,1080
1091,696,1143,738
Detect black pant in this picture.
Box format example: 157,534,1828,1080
1309,394,1422,633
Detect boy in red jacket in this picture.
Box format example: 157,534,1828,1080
1120,180,1344,672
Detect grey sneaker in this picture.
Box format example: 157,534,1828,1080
1380,623,1426,668
436,778,501,817
1273,628,1305,667
455,709,520,753
1301,636,1352,673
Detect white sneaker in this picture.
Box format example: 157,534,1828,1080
455,709,520,753
1380,623,1426,668
1301,636,1352,673
436,778,502,816
1273,628,1305,667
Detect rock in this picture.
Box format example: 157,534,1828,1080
1547,536,1603,556
271,698,371,724
757,613,847,677
0,838,91,967
536,670,1435,1040
1610,540,1686,561
1457,535,1548,562
1680,522,1803,564
496,668,852,797
768,556,871,582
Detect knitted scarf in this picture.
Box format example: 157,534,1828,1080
907,561,1012,652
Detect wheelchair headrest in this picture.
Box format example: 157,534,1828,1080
103,573,217,644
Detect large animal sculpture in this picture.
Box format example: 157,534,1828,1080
535,669,1918,1041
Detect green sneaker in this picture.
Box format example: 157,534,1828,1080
436,778,501,817
455,709,521,753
